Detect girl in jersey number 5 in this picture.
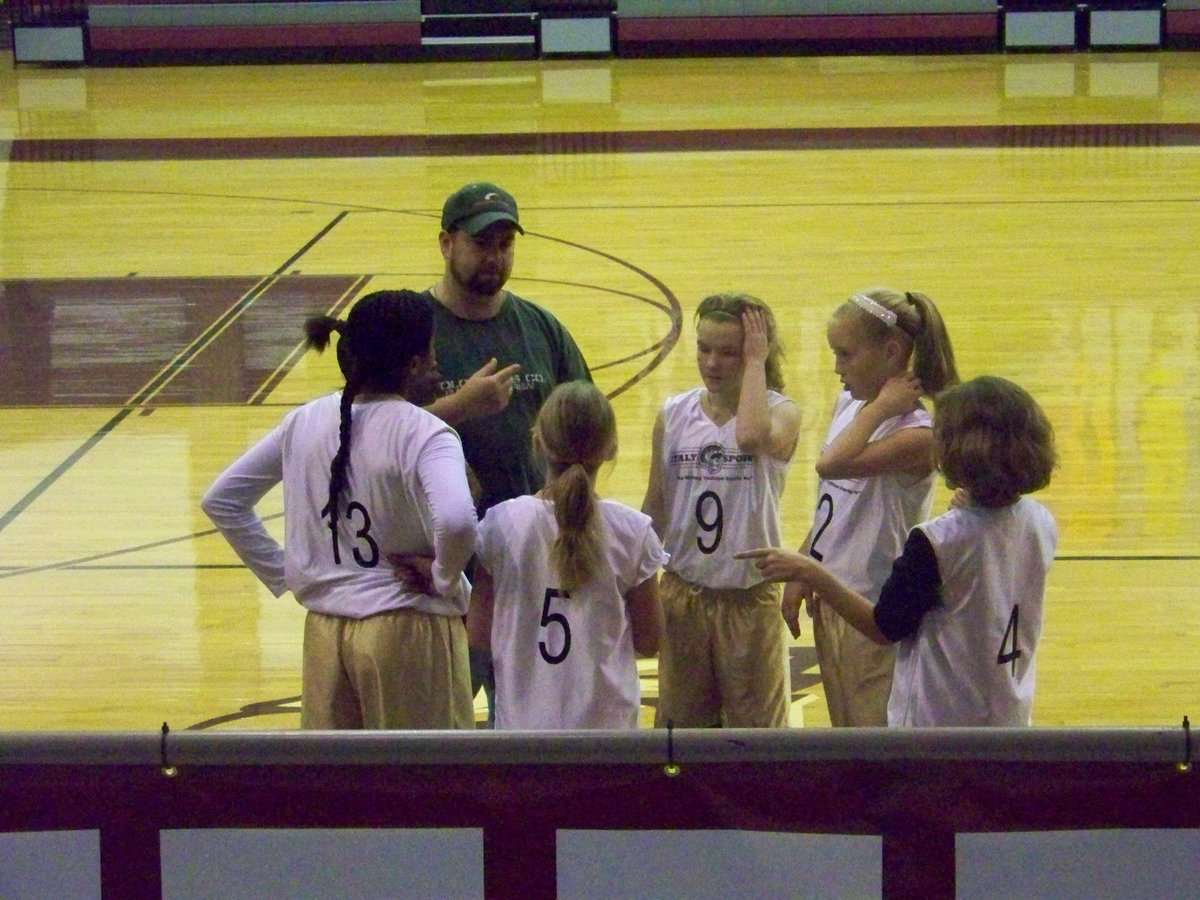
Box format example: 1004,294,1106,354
642,293,802,728
467,381,666,729
738,376,1057,727
797,288,959,727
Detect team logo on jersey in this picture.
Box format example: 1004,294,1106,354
669,443,752,476
698,443,728,474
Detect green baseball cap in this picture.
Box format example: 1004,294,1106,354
440,182,523,235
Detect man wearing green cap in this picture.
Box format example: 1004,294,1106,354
423,181,592,725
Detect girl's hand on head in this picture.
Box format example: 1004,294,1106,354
741,308,771,366
873,372,923,417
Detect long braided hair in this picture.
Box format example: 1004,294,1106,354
303,290,434,521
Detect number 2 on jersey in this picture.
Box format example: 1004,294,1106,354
808,493,834,561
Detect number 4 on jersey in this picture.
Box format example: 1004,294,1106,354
997,604,1022,675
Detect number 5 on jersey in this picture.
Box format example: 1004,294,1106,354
539,588,572,664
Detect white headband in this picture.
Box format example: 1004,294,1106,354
851,293,897,327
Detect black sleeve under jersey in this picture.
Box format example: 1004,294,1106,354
873,529,943,642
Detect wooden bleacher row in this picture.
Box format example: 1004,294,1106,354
10,0,1200,65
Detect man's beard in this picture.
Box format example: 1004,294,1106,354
454,261,508,298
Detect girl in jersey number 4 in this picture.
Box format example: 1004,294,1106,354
642,293,802,728
738,375,1057,727
467,380,666,729
796,288,958,727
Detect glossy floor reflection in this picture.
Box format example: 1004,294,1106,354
1,49,1198,731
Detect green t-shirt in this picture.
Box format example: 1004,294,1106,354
424,290,592,513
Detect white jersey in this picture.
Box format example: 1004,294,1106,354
202,393,477,619
476,496,668,730
889,498,1058,727
658,387,794,589
809,391,934,601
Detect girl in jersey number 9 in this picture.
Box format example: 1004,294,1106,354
468,381,666,729
642,293,802,728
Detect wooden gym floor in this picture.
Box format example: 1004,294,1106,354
0,50,1198,731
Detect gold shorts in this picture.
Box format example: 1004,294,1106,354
654,571,788,728
301,607,474,730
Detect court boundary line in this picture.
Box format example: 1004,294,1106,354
0,514,281,580
0,214,352,535
9,184,1200,217
533,233,681,399
8,123,1200,162
5,551,1197,580
248,273,369,404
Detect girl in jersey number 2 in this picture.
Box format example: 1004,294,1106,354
795,288,959,727
202,290,478,730
642,293,802,728
467,380,666,729
738,375,1057,726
